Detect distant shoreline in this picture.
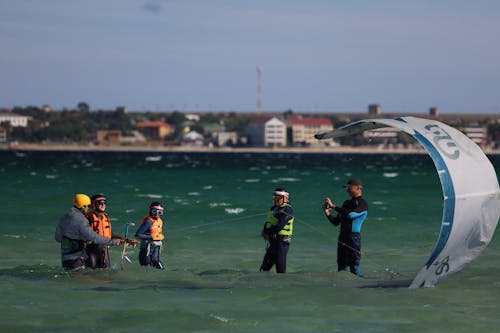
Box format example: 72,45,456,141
3,143,500,155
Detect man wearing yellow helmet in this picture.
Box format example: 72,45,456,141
54,194,123,271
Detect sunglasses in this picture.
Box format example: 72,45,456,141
95,201,106,205
151,208,164,215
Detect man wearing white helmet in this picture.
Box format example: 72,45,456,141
55,194,123,271
260,187,294,273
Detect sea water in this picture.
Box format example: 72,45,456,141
0,151,499,333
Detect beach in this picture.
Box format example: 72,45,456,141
5,142,500,155
7,142,500,155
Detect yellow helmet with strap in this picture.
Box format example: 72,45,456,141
73,194,91,208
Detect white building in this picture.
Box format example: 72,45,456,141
246,117,287,147
462,126,488,148
185,114,200,122
214,131,238,146
290,117,333,145
0,112,31,127
181,130,204,146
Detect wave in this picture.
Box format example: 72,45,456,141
225,208,245,215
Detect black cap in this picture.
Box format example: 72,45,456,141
344,178,362,187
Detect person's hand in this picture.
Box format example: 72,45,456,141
324,198,334,209
114,238,124,246
261,230,269,241
126,238,138,247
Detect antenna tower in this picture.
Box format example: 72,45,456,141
256,65,262,113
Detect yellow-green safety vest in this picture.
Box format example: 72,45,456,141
265,203,294,236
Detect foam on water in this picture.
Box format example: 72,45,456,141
224,208,245,215
137,193,164,199
209,202,231,208
145,155,162,162
383,172,399,178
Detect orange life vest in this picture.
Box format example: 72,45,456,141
141,216,164,241
86,211,112,239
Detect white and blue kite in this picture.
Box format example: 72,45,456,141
315,116,500,288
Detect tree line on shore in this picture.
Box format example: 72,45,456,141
2,104,500,148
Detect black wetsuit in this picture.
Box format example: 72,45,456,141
327,196,368,275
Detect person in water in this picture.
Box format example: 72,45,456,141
323,178,368,276
135,202,166,269
260,187,294,273
85,194,136,269
55,194,123,271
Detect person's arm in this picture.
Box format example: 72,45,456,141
323,198,340,226
333,205,350,215
78,217,118,246
335,198,368,215
54,220,63,242
135,219,152,240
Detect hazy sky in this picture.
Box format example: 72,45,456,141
1,1,499,113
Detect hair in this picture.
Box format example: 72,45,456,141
149,202,163,209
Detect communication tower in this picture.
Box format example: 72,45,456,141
256,65,263,113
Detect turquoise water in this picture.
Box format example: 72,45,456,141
1,151,499,332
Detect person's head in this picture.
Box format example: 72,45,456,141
90,194,107,212
73,194,91,214
273,187,289,206
149,202,164,218
344,178,363,198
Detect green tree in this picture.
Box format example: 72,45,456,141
77,102,90,112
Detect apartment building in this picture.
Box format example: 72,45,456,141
246,117,287,147
462,126,489,148
290,117,333,145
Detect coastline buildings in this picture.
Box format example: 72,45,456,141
246,117,287,147
0,112,31,127
136,121,173,141
180,130,204,146
0,126,6,143
2,103,500,151
462,126,489,148
246,116,335,147
290,117,333,146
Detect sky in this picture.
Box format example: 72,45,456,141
1,1,499,114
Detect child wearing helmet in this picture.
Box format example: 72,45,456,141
134,202,166,269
